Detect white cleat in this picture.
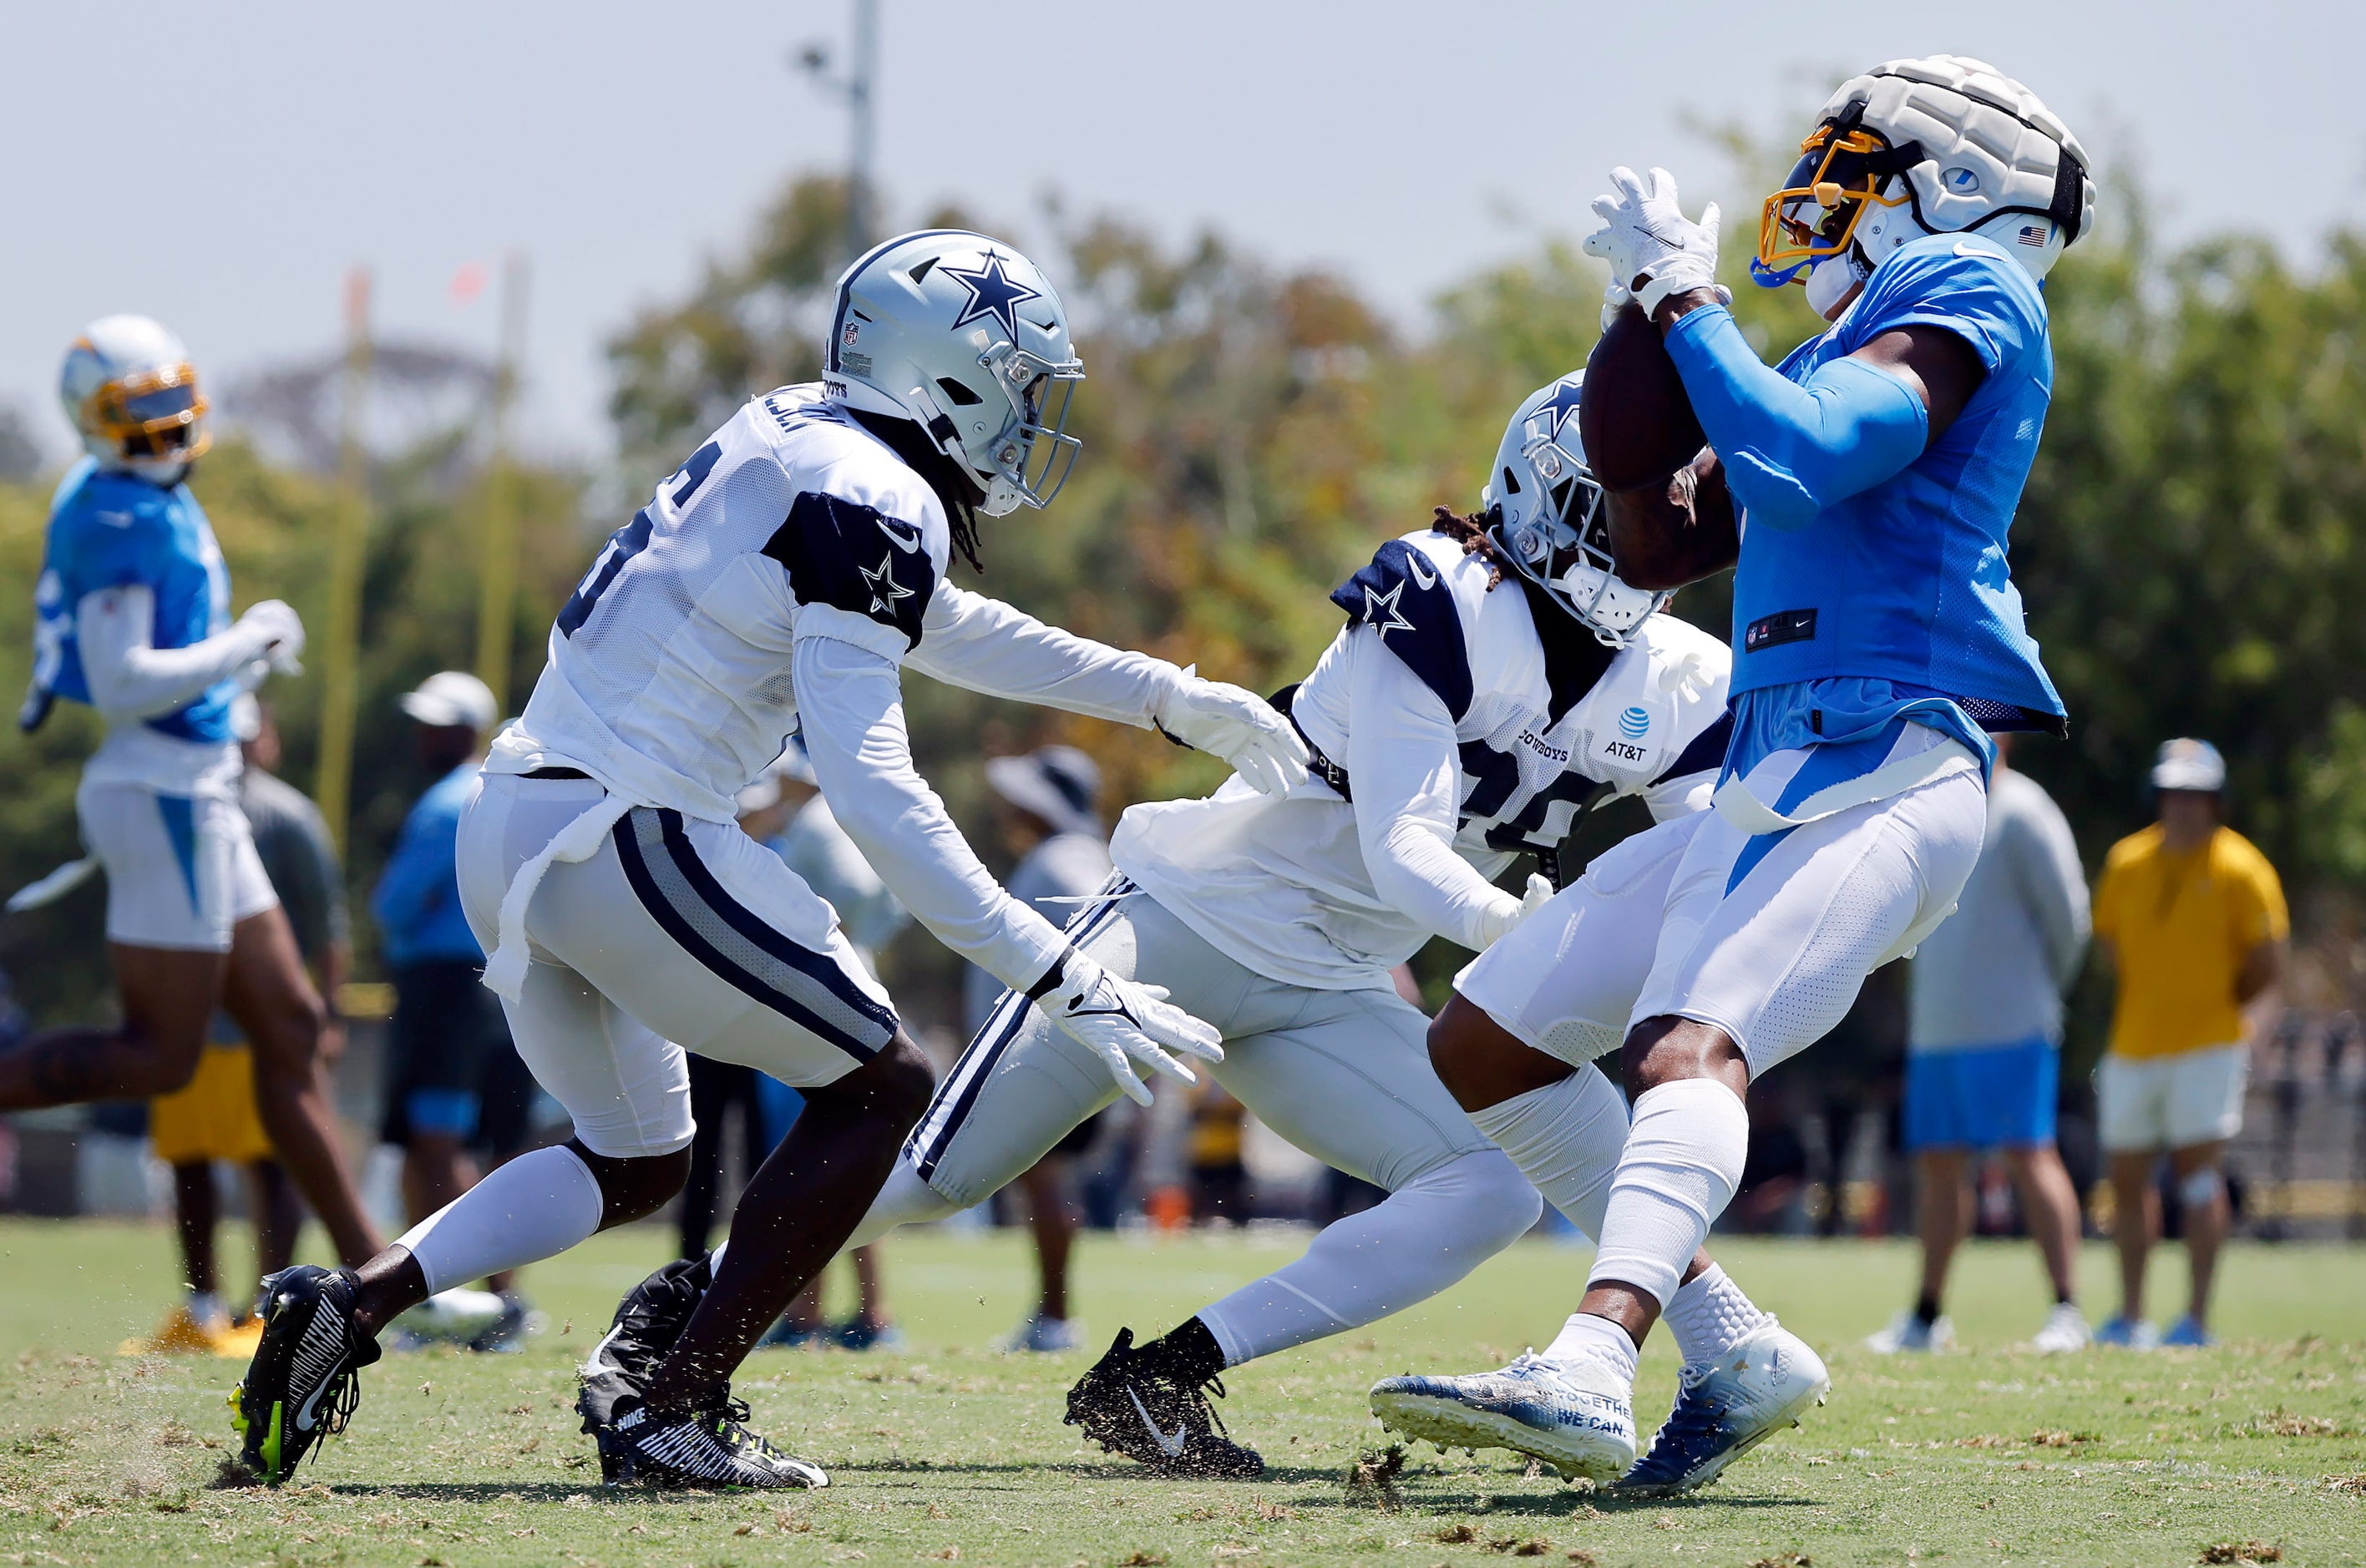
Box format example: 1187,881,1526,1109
1618,1320,1830,1495
1864,1310,1953,1354
2029,1302,2090,1353
1369,1352,1635,1484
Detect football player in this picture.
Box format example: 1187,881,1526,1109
1371,55,2094,1492
590,368,1791,1482
0,318,384,1272
230,230,1306,1489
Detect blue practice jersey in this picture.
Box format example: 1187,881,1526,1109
23,458,239,742
1731,234,2065,722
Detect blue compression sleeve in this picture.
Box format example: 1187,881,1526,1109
1664,305,1928,532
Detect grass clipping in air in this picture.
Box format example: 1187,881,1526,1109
1,1223,2363,1565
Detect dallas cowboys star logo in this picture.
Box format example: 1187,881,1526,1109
942,252,1043,341
860,552,916,617
1363,580,1416,640
1526,376,1585,442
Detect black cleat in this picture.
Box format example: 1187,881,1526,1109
231,1266,382,1485
1064,1328,1264,1479
577,1252,714,1466
599,1395,828,1490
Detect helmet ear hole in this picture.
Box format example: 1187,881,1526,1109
1500,466,1522,497
934,377,984,407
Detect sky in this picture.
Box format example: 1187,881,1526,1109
6,1,2361,469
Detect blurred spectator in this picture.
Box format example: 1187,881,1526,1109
2091,739,2287,1348
963,746,1112,1353
127,701,335,1354
1870,736,2092,1354
372,671,535,1348
736,737,911,1350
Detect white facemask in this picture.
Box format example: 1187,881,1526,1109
1804,250,1867,319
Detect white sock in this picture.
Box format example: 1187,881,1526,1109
1588,1078,1749,1307
1543,1311,1639,1383
187,1289,223,1326
395,1145,605,1295
1197,1151,1538,1366
1465,1065,1630,1240
1661,1262,1771,1364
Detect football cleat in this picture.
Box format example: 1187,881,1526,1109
578,1254,713,1452
1617,1321,1830,1495
1064,1328,1264,1479
1864,1310,1954,1354
2029,1302,2090,1353
600,1396,828,1490
2160,1315,2216,1348
231,1266,382,1485
1369,1351,1635,1484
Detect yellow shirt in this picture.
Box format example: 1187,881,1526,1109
2093,823,2287,1060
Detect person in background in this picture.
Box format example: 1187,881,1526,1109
371,671,533,1350
0,317,382,1272
1870,736,2092,1353
2090,739,2286,1348
129,700,350,1356
746,738,913,1350
962,746,1114,1354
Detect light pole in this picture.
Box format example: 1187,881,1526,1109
793,0,879,264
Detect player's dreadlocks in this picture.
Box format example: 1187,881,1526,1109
1426,506,1507,589
846,407,989,574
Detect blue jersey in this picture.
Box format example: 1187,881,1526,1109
23,458,238,742
1731,234,2064,721
372,761,484,968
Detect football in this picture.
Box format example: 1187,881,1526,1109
1578,301,1706,493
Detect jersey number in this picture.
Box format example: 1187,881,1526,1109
555,441,721,638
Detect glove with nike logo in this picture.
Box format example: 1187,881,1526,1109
1583,166,1723,317
1036,948,1224,1107
1152,670,1310,798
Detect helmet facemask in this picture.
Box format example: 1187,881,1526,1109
1491,410,1666,647
945,334,1082,517
1753,111,1918,288
87,360,212,476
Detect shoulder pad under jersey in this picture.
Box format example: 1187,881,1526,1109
764,490,939,650
1330,534,1480,721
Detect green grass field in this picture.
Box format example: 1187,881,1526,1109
2,1219,2363,1566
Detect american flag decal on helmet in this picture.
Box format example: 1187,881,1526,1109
2018,224,2050,246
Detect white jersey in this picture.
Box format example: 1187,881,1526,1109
1113,528,1732,991
489,384,1191,993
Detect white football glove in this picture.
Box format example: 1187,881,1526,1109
238,599,307,676
1037,948,1224,1108
1583,166,1722,316
1474,872,1557,951
1153,670,1310,798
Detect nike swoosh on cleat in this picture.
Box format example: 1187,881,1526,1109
1127,1388,1188,1458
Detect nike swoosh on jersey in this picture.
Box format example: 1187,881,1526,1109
1128,1388,1188,1457
879,518,925,554
1405,553,1439,590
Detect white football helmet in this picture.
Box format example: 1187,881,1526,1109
1754,55,2095,291
60,315,212,482
822,230,1083,517
1483,373,1666,647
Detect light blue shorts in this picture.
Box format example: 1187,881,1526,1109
1904,1038,2058,1151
